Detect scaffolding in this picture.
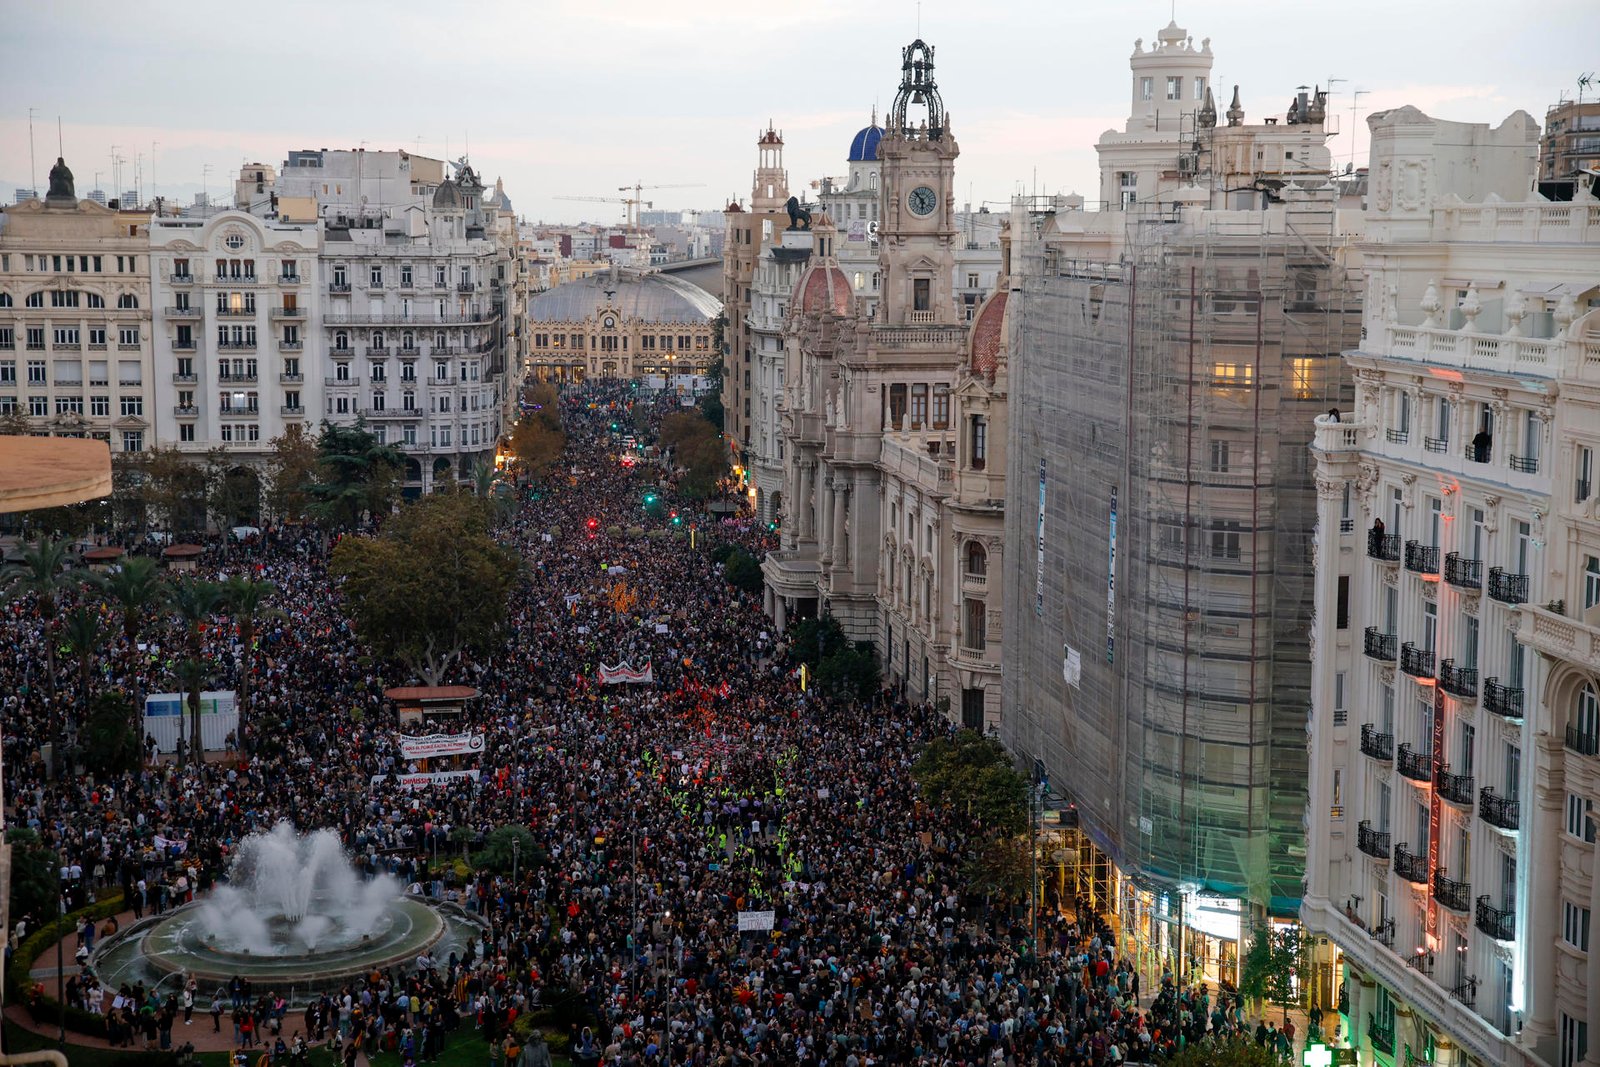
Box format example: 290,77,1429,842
1003,139,1363,950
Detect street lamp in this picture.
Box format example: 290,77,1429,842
56,877,68,1050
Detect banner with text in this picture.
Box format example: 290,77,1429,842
397,732,485,760
370,769,483,790
599,661,655,685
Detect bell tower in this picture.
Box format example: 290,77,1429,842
877,39,960,326
751,124,788,213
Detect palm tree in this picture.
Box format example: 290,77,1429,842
221,576,278,750
1,536,83,777
60,605,108,744
167,578,224,761
90,554,168,644
169,658,211,769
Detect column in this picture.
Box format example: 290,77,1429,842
1522,746,1562,1045
1348,972,1371,1060
774,597,787,632
798,462,815,540
832,483,848,568
818,472,834,562
764,585,774,619
1586,817,1600,1067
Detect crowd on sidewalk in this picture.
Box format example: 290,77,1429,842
3,383,1315,1066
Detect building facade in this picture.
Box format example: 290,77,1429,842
746,224,815,525
761,39,1007,727
722,126,792,463
0,157,155,454
1539,98,1600,183
525,266,718,384
1001,19,1362,986
1304,105,1600,1067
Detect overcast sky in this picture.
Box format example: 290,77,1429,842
1,0,1595,225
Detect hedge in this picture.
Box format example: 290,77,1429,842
7,892,125,1039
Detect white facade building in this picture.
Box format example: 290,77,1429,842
148,210,321,458
1304,106,1600,1067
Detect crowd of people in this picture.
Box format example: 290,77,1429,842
2,383,1310,1066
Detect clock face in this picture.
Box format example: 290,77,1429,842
907,186,938,217
603,316,615,329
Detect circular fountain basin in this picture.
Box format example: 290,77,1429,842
92,897,485,1004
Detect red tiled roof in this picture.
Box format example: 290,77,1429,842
798,264,853,317
970,291,1009,380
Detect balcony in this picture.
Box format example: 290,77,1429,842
1363,627,1398,662
216,307,257,318
1433,870,1471,913
278,274,300,284
1397,743,1432,782
218,406,260,417
324,376,361,387
1509,453,1540,474
171,373,197,384
1359,724,1394,761
1439,659,1478,699
1444,552,1482,591
1483,678,1524,720
1475,896,1515,941
1566,723,1600,757
278,340,303,351
1394,845,1427,884
164,306,202,319
1367,530,1402,562
217,372,257,383
172,405,198,417
1356,820,1391,860
1369,1015,1395,1056
1488,567,1529,604
1479,788,1519,831
1400,642,1435,679
1424,435,1449,453
1386,428,1409,444
217,340,257,351
172,339,197,352
457,282,476,293
1436,768,1474,806
169,272,194,284
1370,917,1395,948
1465,439,1491,463
398,345,421,358
1404,540,1440,575
270,307,304,319
215,273,257,284
279,373,304,384
280,405,305,417
329,282,352,294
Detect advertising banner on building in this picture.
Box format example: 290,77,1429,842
397,733,485,760
143,690,238,754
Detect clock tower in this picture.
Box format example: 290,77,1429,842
877,39,960,327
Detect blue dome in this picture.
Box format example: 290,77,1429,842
847,124,883,162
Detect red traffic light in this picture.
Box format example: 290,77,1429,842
586,518,599,531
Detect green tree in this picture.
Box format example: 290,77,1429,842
0,408,35,436
722,547,765,594
170,658,213,768
82,690,143,776
138,445,209,535
913,730,1030,836
60,604,108,732
305,419,403,528
167,578,224,762
90,554,167,644
5,827,60,928
206,451,262,529
265,423,321,522
1,536,83,777
699,392,725,433
1238,923,1309,1023
962,836,1032,903
479,825,544,876
814,644,881,703
221,576,278,749
1161,1036,1279,1067
332,493,519,685
660,410,728,500
787,614,849,668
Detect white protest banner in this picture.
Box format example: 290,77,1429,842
398,733,485,760
599,661,654,685
737,910,776,932
370,769,482,790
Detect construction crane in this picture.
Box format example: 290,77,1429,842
618,182,705,230
554,194,643,228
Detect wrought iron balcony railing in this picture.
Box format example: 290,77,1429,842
1363,627,1397,661
1566,724,1600,757
1483,678,1524,720
1439,659,1478,699
1357,820,1391,860
1405,540,1440,574
1394,845,1428,884
1436,767,1474,806
1367,531,1401,562
1397,743,1432,782
1360,724,1394,761
1443,552,1482,590
1479,788,1519,831
1475,896,1515,941
1400,642,1435,679
1433,870,1471,913
1370,1014,1395,1056
1488,567,1529,604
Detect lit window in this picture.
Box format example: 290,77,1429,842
1212,362,1254,387
1291,358,1314,400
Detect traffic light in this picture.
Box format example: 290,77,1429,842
643,493,658,508
586,518,599,539
670,511,681,525
610,422,619,431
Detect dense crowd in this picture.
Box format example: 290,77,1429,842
2,384,1302,1066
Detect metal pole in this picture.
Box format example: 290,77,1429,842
512,838,519,884
56,890,65,1050
631,826,639,1001
1030,787,1039,947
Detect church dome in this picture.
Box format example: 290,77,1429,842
432,178,463,210
847,124,883,162
969,290,1009,380
795,263,854,317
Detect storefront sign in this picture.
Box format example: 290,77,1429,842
398,733,484,760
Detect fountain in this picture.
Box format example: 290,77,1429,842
92,823,485,1003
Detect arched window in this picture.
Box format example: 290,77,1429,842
117,293,139,309
371,330,384,347
25,292,43,308
869,172,879,192
402,331,414,350
1576,684,1600,752
86,293,105,308
965,541,988,576
0,293,11,308
334,331,349,351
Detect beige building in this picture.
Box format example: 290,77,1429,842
0,157,155,454
526,266,718,382
1540,97,1600,182
762,39,1007,727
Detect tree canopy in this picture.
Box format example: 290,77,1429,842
332,492,520,686
305,419,403,527
510,383,567,484
1238,923,1308,1020
913,730,1030,836
266,423,321,522
660,410,727,500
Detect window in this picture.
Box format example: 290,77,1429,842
29,396,46,417
1194,76,1207,101
966,542,988,576
0,361,13,385
120,430,143,453
401,264,413,287
1210,521,1243,560
963,598,987,651
1212,362,1253,387
54,396,83,416
179,423,195,443
932,384,950,429
1568,793,1596,842
970,415,987,470
1585,556,1600,612
1336,575,1350,629
118,327,140,347
116,293,139,309
25,292,43,308
435,361,449,382
119,396,143,417
27,360,46,384
909,384,928,428
1291,358,1314,400
1210,440,1230,472
333,265,348,287
1139,77,1153,101
26,328,43,350
370,265,382,288
1565,902,1592,952
1562,1015,1588,1067
1166,76,1182,100
1579,445,1594,503
0,331,11,352
913,278,930,312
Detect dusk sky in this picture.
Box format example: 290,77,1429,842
1,0,1595,224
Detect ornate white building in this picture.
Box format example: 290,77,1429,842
0,158,155,453
1304,106,1600,1067
762,39,1006,726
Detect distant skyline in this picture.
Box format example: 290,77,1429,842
1,0,1595,225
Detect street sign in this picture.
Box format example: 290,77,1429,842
1303,1044,1333,1067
